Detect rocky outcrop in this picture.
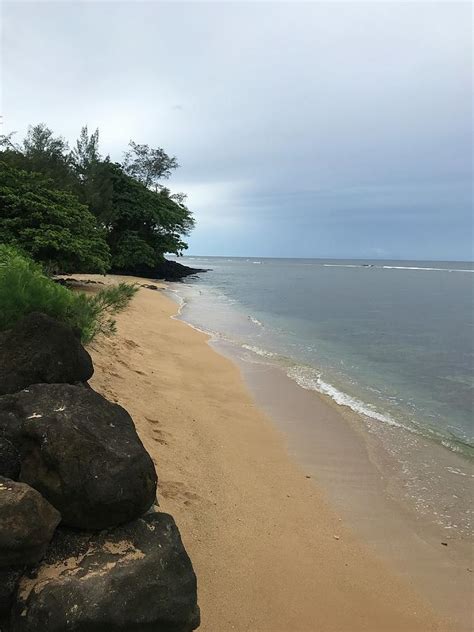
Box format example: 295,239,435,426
0,384,157,530
112,258,208,282
0,309,199,631
0,478,60,567
0,438,20,480
0,312,94,396
11,512,200,632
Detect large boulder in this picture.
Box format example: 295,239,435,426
0,384,157,529
11,512,200,632
0,438,20,479
0,312,94,396
0,478,60,567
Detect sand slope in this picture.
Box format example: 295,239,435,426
84,277,446,632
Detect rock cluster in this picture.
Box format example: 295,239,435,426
0,312,199,631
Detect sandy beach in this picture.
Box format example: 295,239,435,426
80,276,452,632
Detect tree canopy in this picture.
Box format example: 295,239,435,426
0,124,76,191
0,161,110,273
123,140,178,189
0,124,195,274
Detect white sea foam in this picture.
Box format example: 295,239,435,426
286,366,404,428
382,265,473,272
441,440,463,454
165,288,186,314
445,466,467,477
322,263,473,273
241,344,277,358
248,316,264,327
323,264,360,268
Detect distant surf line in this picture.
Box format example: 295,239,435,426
323,264,473,273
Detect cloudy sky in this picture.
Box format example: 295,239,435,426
1,1,472,260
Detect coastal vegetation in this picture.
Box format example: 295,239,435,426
0,123,195,275
0,245,137,343
0,123,199,340
0,161,110,274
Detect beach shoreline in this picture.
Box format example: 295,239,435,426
208,338,473,629
79,274,467,631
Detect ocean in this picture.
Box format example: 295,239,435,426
168,256,474,534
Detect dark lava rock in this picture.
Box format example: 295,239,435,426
0,566,24,623
54,278,105,288
0,478,60,567
0,384,157,530
0,438,20,480
113,258,208,282
0,313,94,396
11,512,200,632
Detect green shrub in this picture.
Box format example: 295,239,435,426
0,245,137,343
80,283,139,342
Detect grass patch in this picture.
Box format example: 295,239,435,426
0,245,138,343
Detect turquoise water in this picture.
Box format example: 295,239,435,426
169,257,474,459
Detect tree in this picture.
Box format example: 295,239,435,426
71,125,100,178
0,123,196,273
103,163,194,271
0,131,21,152
0,124,75,191
0,161,110,273
70,126,115,222
23,123,69,159
123,141,178,189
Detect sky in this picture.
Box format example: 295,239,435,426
1,1,472,260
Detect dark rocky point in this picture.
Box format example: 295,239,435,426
11,512,200,632
113,258,208,282
0,312,94,396
0,384,158,530
0,478,60,567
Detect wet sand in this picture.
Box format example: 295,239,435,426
78,275,456,631
213,342,473,630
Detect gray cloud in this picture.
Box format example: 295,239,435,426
1,1,472,259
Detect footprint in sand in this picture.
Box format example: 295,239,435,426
159,480,201,506
145,416,160,425
152,429,168,446
125,339,140,349
144,417,169,445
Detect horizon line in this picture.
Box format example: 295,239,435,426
174,255,474,264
